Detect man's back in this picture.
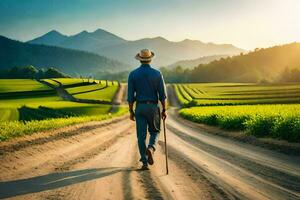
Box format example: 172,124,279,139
127,64,166,103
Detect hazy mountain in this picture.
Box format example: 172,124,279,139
161,42,300,83
94,37,244,66
0,36,130,76
28,30,68,46
28,29,245,66
167,54,230,68
28,28,127,52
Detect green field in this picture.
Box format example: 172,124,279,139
0,79,52,93
0,78,120,122
0,108,19,122
42,79,61,87
74,86,118,102
175,83,300,142
175,83,300,106
0,78,124,141
52,78,88,86
0,95,112,122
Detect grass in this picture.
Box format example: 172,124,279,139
65,81,118,102
175,83,300,106
179,104,300,142
0,106,127,141
66,84,106,94
52,78,88,86
0,79,51,93
0,95,61,121
0,108,19,122
73,86,118,102
42,79,61,87
22,101,112,116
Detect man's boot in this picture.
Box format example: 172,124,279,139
146,147,154,165
141,163,149,170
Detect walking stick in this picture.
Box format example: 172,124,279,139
163,118,169,175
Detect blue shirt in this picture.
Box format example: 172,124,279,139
127,64,167,103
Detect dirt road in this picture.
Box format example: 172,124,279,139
0,86,299,200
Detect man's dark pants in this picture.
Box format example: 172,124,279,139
135,103,161,164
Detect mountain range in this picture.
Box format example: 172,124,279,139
0,36,129,76
28,29,245,66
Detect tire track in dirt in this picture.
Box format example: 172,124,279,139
53,126,133,171
157,141,233,200
137,170,165,200
165,128,266,200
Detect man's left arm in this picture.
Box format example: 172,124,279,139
158,73,167,120
127,73,135,121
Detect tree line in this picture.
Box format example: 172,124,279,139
0,66,69,79
160,66,300,83
160,43,300,83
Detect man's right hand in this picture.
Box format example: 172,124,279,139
129,110,135,121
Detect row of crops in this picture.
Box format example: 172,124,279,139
174,83,300,142
174,83,300,107
0,107,127,141
64,81,118,103
180,105,300,142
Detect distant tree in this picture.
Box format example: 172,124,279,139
278,67,300,82
44,67,69,78
23,65,38,79
95,71,129,82
0,69,8,78
80,75,84,82
36,68,45,79
0,66,69,79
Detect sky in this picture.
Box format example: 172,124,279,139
0,0,299,50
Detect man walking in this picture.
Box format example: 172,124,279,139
127,49,167,170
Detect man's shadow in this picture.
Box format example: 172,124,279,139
0,167,134,199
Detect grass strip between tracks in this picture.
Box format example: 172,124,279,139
0,106,128,142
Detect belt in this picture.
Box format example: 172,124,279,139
137,100,158,104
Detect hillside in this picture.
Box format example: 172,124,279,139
167,55,229,68
0,36,130,76
27,29,245,66
161,43,300,83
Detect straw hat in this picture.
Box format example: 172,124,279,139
135,49,155,62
